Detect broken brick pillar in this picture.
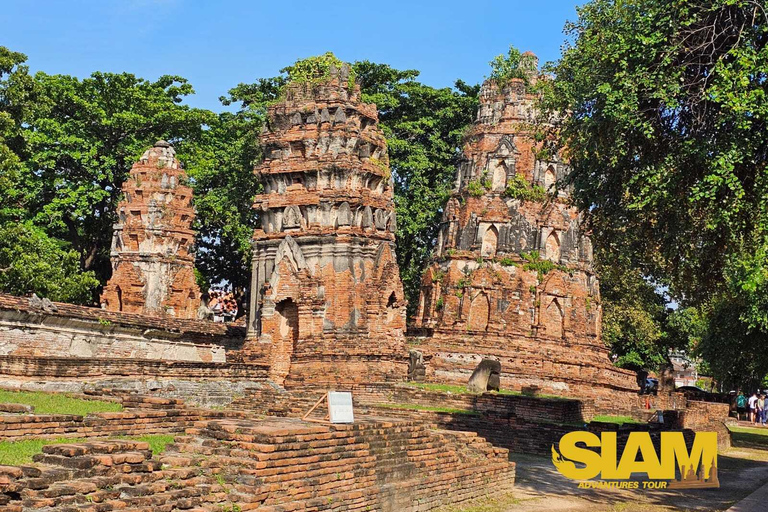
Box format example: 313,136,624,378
101,141,202,319
244,61,408,387
412,53,637,397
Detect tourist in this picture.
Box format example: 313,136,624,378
737,390,747,421
763,396,768,428
758,395,766,426
749,392,758,423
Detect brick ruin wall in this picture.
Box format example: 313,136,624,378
0,293,243,362
101,141,202,319
241,63,408,387
0,414,514,511
0,395,241,441
234,384,733,453
0,293,272,406
411,57,637,398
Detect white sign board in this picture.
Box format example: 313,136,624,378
328,391,354,424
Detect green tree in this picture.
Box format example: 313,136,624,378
696,298,767,392
353,61,479,313
542,0,768,382
543,0,768,304
598,252,670,371
0,47,38,222
182,78,282,310
21,70,215,292
0,221,99,304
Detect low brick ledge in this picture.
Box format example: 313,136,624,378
0,292,245,338
0,355,269,378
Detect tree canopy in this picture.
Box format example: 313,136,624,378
0,48,478,316
542,0,768,385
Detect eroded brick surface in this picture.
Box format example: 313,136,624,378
0,416,514,511
101,141,202,319
412,56,636,397
241,63,408,386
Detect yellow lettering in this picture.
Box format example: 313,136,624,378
615,432,662,479
600,432,618,479
660,432,717,480
552,431,602,480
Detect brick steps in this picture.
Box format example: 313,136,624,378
0,416,513,511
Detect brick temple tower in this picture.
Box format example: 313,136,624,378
413,54,636,397
101,141,202,319
244,61,408,386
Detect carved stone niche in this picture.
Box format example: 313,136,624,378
361,206,374,229
374,209,388,230
283,205,303,230
336,202,352,227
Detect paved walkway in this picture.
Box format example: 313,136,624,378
507,446,768,512
726,478,768,512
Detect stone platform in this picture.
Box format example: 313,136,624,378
0,416,514,511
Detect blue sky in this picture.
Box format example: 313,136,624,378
3,0,582,111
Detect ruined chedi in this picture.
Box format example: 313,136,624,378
244,60,408,386
413,53,636,397
101,141,202,319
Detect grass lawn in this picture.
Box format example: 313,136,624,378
591,414,643,425
0,390,122,416
376,403,480,416
0,434,176,466
402,382,570,400
729,425,768,449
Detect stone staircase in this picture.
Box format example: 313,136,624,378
0,417,513,511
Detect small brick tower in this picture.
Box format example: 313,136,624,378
101,141,201,319
413,53,636,396
245,60,408,386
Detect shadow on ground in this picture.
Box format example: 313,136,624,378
505,447,768,512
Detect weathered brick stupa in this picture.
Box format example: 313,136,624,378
244,59,408,386
101,141,202,319
413,53,636,397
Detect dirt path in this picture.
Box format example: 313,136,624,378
487,447,768,512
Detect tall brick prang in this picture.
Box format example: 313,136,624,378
244,60,408,386
413,53,636,397
101,141,202,319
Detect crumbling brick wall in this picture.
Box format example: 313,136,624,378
411,53,637,397
242,62,408,386
0,292,243,362
101,141,202,319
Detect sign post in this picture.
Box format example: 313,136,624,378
302,391,354,424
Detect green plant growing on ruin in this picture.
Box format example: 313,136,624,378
98,318,112,327
529,285,537,294
489,45,533,85
466,179,487,198
435,296,444,311
283,52,357,90
499,257,518,267
520,251,567,279
369,156,390,179
431,270,445,283
504,174,547,202
532,146,554,162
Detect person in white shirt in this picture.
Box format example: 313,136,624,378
749,393,758,423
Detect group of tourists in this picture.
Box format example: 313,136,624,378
736,391,768,425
